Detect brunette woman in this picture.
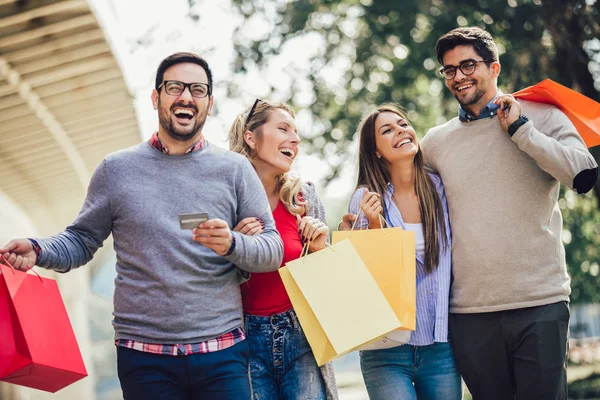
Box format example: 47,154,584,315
346,104,461,400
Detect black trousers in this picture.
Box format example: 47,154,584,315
449,301,569,400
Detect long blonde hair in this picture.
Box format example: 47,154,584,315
229,100,305,215
356,104,448,272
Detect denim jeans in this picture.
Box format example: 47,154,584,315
117,340,251,400
360,342,462,400
244,309,326,400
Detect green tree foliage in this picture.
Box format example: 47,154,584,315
228,0,600,303
230,0,598,179
561,187,600,303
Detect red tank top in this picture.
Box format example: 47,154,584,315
241,201,303,315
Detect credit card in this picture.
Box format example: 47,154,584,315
179,212,209,229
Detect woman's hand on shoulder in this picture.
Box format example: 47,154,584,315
233,217,264,236
296,215,328,253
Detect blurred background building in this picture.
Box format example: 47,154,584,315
0,0,140,398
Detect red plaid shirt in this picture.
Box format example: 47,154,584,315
149,132,205,154
115,328,245,356
116,132,242,355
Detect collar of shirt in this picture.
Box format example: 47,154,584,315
458,91,503,122
149,132,205,154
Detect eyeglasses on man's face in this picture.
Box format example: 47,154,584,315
157,80,210,98
438,59,495,80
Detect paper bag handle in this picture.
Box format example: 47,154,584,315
351,208,388,232
300,238,312,258
0,254,43,282
299,238,335,263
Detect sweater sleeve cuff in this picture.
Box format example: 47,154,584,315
30,238,70,272
28,239,42,260
509,119,532,139
573,166,599,194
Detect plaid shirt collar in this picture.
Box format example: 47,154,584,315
149,132,205,154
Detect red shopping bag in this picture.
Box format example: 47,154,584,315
513,79,600,148
0,257,87,392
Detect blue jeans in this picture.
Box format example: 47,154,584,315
117,340,251,400
360,342,462,400
244,309,326,400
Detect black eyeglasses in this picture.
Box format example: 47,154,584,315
244,99,262,128
438,59,495,80
157,80,211,98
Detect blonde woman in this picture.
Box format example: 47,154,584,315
228,99,337,400
344,104,461,400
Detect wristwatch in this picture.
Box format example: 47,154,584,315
507,114,529,137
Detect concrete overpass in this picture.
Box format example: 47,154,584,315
0,0,141,398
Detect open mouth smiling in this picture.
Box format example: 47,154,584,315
455,83,474,92
173,108,196,120
279,148,295,160
393,137,413,148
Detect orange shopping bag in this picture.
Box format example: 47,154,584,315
0,256,88,392
513,78,600,148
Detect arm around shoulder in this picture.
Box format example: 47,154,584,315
419,128,440,173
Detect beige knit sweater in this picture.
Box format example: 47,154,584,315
421,99,598,313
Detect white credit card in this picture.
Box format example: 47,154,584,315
179,212,209,229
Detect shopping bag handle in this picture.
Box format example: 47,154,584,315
350,208,388,232
300,239,312,258
0,254,43,282
299,238,335,263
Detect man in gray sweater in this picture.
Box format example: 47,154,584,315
0,52,283,399
421,27,598,399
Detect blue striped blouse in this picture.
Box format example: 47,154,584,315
348,173,452,346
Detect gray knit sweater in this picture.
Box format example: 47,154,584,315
36,141,283,343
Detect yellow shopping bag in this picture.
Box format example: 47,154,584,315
279,239,402,366
332,216,416,331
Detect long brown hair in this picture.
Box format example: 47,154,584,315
356,104,448,272
228,100,305,215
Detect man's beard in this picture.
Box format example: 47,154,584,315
455,86,486,107
159,116,205,142
158,100,205,142
453,77,489,108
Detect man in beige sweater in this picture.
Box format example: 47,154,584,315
420,27,598,400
